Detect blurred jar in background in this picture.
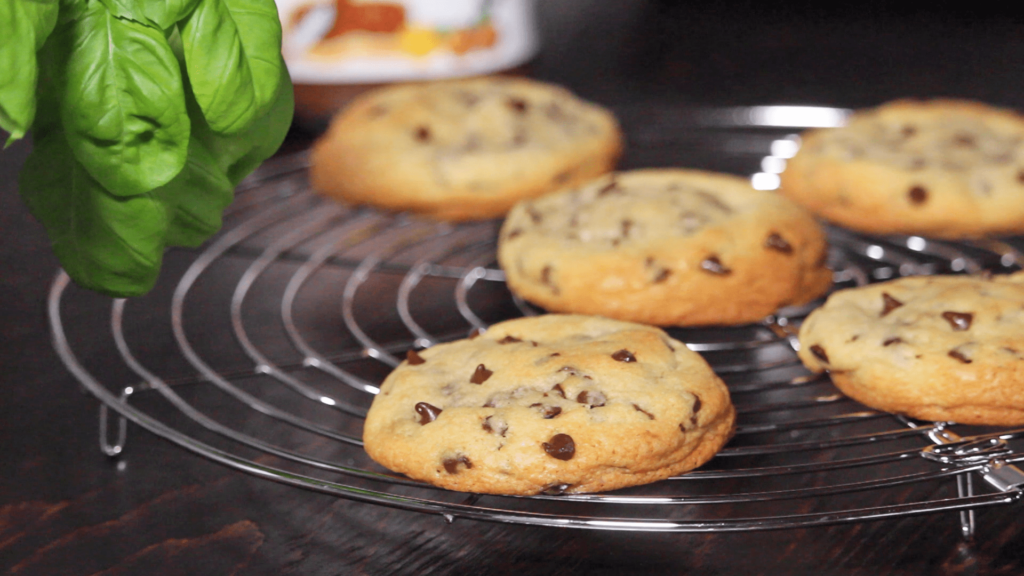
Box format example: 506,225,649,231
277,0,539,130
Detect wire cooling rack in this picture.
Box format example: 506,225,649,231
49,106,1024,535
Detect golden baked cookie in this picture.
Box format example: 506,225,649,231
309,77,622,221
780,99,1024,239
496,169,833,327
797,272,1024,425
362,314,735,495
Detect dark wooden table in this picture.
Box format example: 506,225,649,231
5,3,1024,574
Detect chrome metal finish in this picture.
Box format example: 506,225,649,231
48,115,1024,534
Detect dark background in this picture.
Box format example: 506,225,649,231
4,2,1024,574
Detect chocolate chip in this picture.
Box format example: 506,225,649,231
695,190,733,213
948,349,973,364
498,336,522,344
908,186,928,205
531,404,563,419
611,349,636,362
551,383,567,399
653,268,672,283
414,126,431,142
576,390,606,407
941,311,973,331
633,404,655,420
546,102,567,121
482,416,508,436
406,349,426,365
691,396,702,426
542,434,575,460
881,292,903,316
507,97,528,113
597,180,620,196
883,337,903,347
810,345,829,364
765,233,793,254
700,256,731,275
550,352,562,357
954,133,976,147
443,455,472,474
541,483,572,495
506,228,523,241
414,402,442,424
470,364,493,384
541,266,558,294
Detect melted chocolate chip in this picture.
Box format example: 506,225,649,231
881,292,903,316
551,383,567,399
633,404,655,420
482,416,508,436
406,349,426,365
948,349,973,364
507,97,528,113
443,455,473,474
695,190,733,213
611,349,636,362
498,336,522,344
531,404,563,419
414,402,442,424
954,133,976,147
700,256,731,275
526,205,543,224
470,364,493,384
908,186,928,205
541,483,572,495
414,126,431,142
941,311,973,331
653,268,672,283
597,180,620,196
550,352,562,357
542,434,575,460
691,396,702,426
883,337,903,347
810,345,829,364
545,102,567,122
765,233,793,254
576,390,606,407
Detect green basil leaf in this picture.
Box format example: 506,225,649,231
157,64,293,247
98,0,202,30
20,128,172,297
180,0,284,135
60,2,189,197
0,0,59,144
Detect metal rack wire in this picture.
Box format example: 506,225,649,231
49,108,1024,535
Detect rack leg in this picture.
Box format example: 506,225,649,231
956,473,976,541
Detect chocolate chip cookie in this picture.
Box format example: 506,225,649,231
798,272,1024,425
496,169,833,326
780,99,1024,239
362,314,735,495
309,77,622,221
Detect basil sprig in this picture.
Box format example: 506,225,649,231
1,0,293,297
